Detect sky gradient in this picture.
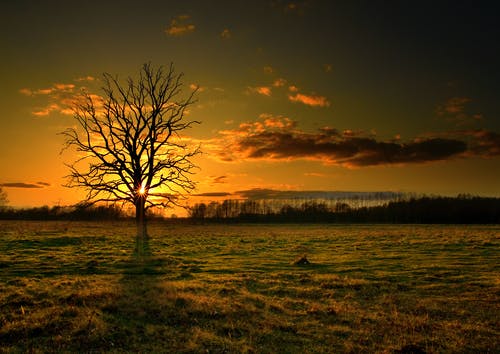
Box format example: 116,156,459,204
1,0,499,212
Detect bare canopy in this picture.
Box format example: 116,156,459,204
62,63,200,235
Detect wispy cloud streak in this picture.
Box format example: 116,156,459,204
165,15,195,36
436,97,483,125
247,70,330,107
288,92,330,107
20,78,105,117
0,182,50,188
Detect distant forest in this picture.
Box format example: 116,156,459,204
0,195,499,224
0,204,127,221
188,195,500,224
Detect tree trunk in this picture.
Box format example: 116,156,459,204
135,196,147,238
135,196,148,259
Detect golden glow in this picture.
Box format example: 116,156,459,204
2,2,498,212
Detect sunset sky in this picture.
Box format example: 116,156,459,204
1,0,499,212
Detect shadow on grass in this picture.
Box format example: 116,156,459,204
5,236,106,249
98,235,258,352
0,232,192,352
2,224,498,353
97,235,186,351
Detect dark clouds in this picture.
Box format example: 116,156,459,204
194,192,232,197
462,130,500,157
0,182,50,188
212,176,228,184
436,97,483,126
211,117,499,167
240,131,467,166
236,189,404,200
193,189,406,201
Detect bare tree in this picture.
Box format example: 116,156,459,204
62,63,200,237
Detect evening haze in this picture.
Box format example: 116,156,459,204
1,0,499,212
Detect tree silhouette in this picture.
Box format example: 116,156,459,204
62,63,200,237
0,187,8,209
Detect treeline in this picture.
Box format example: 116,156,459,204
0,204,127,221
188,195,500,224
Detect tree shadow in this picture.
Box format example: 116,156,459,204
100,234,179,350
132,234,152,264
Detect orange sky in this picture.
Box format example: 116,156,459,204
1,1,499,214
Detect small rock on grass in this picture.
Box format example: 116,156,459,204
394,344,426,354
292,255,310,266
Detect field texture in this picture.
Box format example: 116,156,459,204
0,221,499,353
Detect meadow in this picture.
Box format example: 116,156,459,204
0,221,498,353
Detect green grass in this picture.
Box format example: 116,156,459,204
0,221,499,353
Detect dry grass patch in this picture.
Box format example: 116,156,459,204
0,221,499,352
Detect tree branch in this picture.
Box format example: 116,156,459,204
62,63,200,214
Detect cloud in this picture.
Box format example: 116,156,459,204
218,114,295,135
258,113,296,129
213,175,228,184
32,104,62,117
238,131,467,166
467,130,500,157
248,86,272,96
236,188,404,200
236,188,285,199
433,129,500,158
273,78,287,87
165,15,195,36
275,1,310,15
204,115,499,167
248,76,330,108
36,181,51,186
75,76,97,82
0,181,50,189
263,66,274,74
285,2,299,12
19,88,33,96
288,92,330,107
32,103,75,117
21,80,104,117
53,83,75,91
436,97,483,125
220,28,231,39
304,172,327,177
20,81,84,116
19,83,75,97
438,97,470,115
194,192,233,197
189,83,205,92
193,188,406,202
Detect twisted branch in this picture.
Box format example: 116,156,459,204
61,63,200,211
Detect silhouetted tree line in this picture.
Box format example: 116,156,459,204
189,195,500,224
0,204,127,221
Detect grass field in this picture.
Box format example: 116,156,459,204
0,221,498,353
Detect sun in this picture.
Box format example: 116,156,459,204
139,184,146,195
